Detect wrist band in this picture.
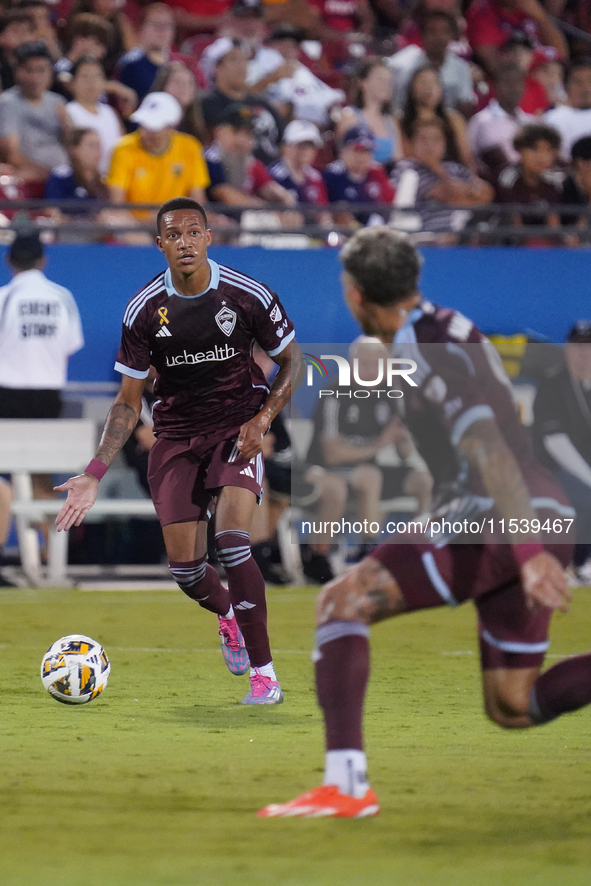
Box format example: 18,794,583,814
513,542,544,568
84,459,108,481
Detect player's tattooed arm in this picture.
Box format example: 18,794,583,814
54,375,145,532
262,341,305,425
237,341,305,459
95,400,141,466
458,417,539,542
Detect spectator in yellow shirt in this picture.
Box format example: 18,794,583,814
107,91,209,228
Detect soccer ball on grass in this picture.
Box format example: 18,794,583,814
40,634,110,705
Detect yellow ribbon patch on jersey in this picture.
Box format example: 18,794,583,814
158,307,169,326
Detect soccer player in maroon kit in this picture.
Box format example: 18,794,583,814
258,226,591,817
55,197,303,705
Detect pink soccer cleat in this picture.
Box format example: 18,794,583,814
241,668,283,705
257,785,380,818
218,615,250,675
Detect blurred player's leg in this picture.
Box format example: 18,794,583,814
483,659,591,727
258,556,407,817
216,486,283,705
530,655,591,721
477,564,591,727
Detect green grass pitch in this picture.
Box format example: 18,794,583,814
1,584,591,886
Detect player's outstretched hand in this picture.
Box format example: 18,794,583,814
236,418,267,461
54,474,99,532
521,551,572,613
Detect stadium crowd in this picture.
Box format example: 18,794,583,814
0,0,590,241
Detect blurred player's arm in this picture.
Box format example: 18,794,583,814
54,375,145,531
544,433,591,487
237,341,304,460
458,416,571,612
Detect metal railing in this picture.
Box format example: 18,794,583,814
1,199,590,245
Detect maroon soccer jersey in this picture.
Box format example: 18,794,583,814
115,259,295,439
394,301,551,499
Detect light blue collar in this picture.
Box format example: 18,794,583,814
164,259,220,299
394,304,424,344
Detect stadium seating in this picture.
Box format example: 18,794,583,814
0,419,156,586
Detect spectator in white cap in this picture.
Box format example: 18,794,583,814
269,119,332,227
106,91,209,228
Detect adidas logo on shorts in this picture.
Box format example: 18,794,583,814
239,465,254,478
156,327,172,338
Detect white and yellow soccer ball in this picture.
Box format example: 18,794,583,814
40,634,110,705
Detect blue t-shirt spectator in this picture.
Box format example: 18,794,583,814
44,165,104,212
116,48,158,103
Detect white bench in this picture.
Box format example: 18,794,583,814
0,419,156,586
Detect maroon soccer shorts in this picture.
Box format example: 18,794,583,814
147,435,264,526
370,537,574,671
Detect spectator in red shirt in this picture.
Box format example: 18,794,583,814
466,0,568,76
495,121,563,230
168,0,234,40
397,0,472,60
529,45,566,110
474,32,558,116
311,0,375,43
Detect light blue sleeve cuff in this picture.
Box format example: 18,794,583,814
267,329,295,357
114,361,150,379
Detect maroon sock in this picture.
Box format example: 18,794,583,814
530,653,591,723
169,557,231,617
215,530,271,667
315,622,370,751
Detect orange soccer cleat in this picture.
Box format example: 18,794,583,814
256,784,380,818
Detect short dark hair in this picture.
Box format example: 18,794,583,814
513,123,561,152
567,320,591,343
493,61,525,84
571,135,591,162
72,54,105,78
17,0,49,10
139,2,175,27
340,228,422,306
67,126,95,149
14,39,52,66
565,57,591,86
419,10,459,39
410,115,446,138
0,10,35,35
8,231,44,271
216,101,255,131
67,13,114,51
156,198,208,234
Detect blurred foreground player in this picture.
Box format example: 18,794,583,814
55,197,303,705
258,227,589,817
